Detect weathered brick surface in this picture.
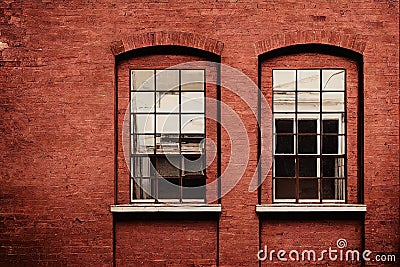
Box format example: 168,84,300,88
0,0,398,266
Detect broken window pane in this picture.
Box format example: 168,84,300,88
275,157,295,177
275,178,296,199
298,157,317,177
297,70,320,91
181,70,204,91
275,135,294,154
131,70,154,91
322,92,345,112
273,92,295,112
297,92,320,112
181,92,204,113
322,70,345,91
299,179,319,199
273,70,296,91
132,134,155,154
156,70,179,91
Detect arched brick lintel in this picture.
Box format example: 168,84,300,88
110,31,224,56
255,31,367,56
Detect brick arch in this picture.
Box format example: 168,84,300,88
255,30,367,56
110,31,224,56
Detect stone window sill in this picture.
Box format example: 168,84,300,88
110,203,222,213
256,204,367,213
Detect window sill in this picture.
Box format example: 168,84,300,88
256,204,366,213
110,203,222,213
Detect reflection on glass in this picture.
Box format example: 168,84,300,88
273,70,296,91
322,92,345,112
156,134,179,154
181,92,204,113
131,92,154,113
131,70,154,91
181,70,204,91
181,115,204,134
273,92,295,112
132,135,154,154
181,135,204,154
156,70,179,91
297,92,320,112
157,92,179,112
133,114,154,134
298,70,320,91
156,114,179,133
322,70,345,91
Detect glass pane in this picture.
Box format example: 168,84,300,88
274,178,296,199
298,136,317,154
140,178,155,199
156,114,179,133
156,134,179,154
299,157,317,177
322,135,338,154
275,119,293,133
322,92,344,112
133,114,154,134
133,157,155,177
156,92,179,112
156,70,179,91
131,92,154,113
273,70,296,91
297,70,320,91
298,119,317,133
183,178,206,200
275,135,294,154
183,155,205,176
131,70,154,91
323,119,339,133
273,92,295,112
181,92,204,113
158,178,180,199
181,115,204,134
322,179,345,200
181,70,204,91
297,92,320,112
156,157,180,177
275,157,295,177
132,135,154,154
322,70,345,91
299,179,318,199
322,157,345,177
181,135,204,154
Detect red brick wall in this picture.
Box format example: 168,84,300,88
0,0,398,266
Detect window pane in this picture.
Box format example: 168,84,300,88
133,157,155,177
275,178,296,199
156,114,179,133
322,157,345,177
156,134,179,154
131,70,154,91
131,92,154,113
182,178,206,200
156,70,179,91
181,70,204,91
183,155,205,176
133,114,154,134
157,92,179,112
299,179,318,199
298,136,317,154
181,92,204,113
182,135,204,154
297,70,320,91
275,157,295,177
273,92,295,112
273,70,296,91
181,115,204,134
298,157,317,177
156,157,180,177
322,136,338,154
322,179,345,200
140,178,155,199
323,119,339,133
322,92,344,112
132,135,154,154
275,119,293,133
158,178,180,199
298,119,317,133
322,70,345,91
297,92,320,112
275,135,294,154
